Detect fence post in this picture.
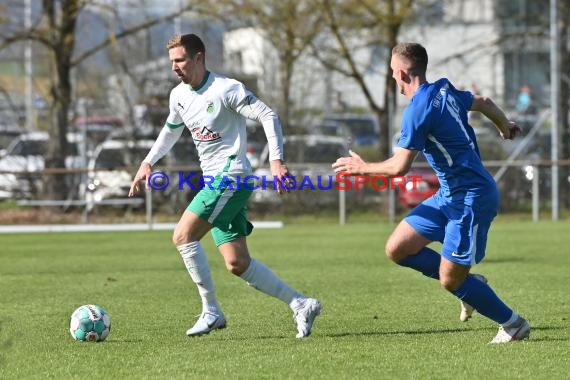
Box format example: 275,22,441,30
339,187,346,225
532,165,539,222
146,189,153,230
82,200,89,224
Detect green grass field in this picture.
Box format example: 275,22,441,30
1,220,569,379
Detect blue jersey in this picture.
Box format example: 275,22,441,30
397,78,497,204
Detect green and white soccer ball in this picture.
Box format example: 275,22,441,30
69,304,111,342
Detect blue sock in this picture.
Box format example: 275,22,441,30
452,275,513,324
397,247,440,279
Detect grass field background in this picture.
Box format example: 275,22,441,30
1,220,569,379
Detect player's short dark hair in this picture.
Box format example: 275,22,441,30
392,43,428,76
166,34,205,58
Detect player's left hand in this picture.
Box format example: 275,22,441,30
269,160,293,195
332,150,366,174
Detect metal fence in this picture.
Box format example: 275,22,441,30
1,159,569,229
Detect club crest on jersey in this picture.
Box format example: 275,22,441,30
192,125,221,142
206,101,215,113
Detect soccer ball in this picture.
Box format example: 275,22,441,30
69,304,111,342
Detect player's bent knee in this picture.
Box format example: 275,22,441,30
225,257,249,276
385,239,404,262
439,276,461,292
385,248,398,262
172,229,203,246
172,231,189,246
439,279,454,292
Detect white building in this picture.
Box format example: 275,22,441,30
223,27,386,121
223,0,548,121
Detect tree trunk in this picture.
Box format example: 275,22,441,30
381,75,397,158
44,55,73,199
43,0,78,200
381,2,403,160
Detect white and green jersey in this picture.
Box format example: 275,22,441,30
143,71,283,177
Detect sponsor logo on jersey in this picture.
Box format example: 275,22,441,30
191,125,221,142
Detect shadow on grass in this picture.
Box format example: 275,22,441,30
322,324,566,342
131,324,566,342
195,327,480,341
323,326,484,338
523,325,568,342
237,324,567,342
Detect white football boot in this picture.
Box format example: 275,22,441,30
490,316,530,344
186,311,227,336
292,298,322,338
459,274,488,322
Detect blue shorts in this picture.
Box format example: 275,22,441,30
404,192,498,266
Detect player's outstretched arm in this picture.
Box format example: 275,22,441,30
332,148,417,176
471,95,521,140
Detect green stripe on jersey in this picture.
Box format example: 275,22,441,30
166,122,185,129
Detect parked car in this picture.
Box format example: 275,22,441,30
72,116,124,141
0,124,23,151
86,139,155,205
397,166,439,208
250,134,350,206
86,135,202,210
320,114,379,147
388,132,439,208
0,131,82,199
314,119,345,138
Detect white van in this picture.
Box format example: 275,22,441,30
86,139,155,205
0,132,82,199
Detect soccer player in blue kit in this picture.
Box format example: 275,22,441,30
333,42,529,343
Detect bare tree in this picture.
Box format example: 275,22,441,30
0,0,200,199
315,0,416,159
220,0,324,129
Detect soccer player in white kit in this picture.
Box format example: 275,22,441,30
129,34,321,338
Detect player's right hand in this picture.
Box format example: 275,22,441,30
128,162,152,197
501,121,521,140
332,150,366,174
508,123,522,140
269,159,293,195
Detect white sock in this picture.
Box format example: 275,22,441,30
240,259,303,308
177,241,220,314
